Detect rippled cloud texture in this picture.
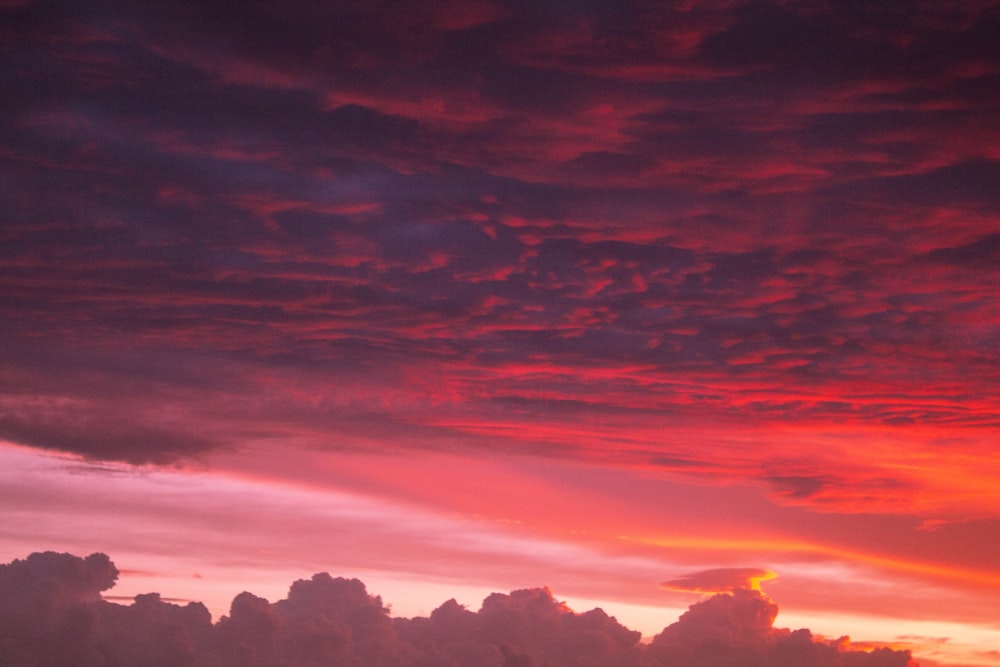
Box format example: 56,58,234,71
1,1,998,666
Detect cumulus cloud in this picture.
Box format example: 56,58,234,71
0,551,120,665
400,586,643,667
646,588,915,667
0,551,917,666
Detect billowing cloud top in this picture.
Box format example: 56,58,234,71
0,551,915,667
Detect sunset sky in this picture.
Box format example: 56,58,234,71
1,1,998,665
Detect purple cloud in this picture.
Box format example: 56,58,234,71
0,551,917,666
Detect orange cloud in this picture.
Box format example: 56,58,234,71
662,567,778,593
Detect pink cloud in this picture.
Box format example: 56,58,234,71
0,550,921,667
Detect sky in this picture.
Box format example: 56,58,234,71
0,1,998,665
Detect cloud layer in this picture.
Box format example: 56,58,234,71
1,3,997,666
0,0,996,517
0,551,916,667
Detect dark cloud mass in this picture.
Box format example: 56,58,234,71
0,552,916,667
0,0,997,499
647,589,914,667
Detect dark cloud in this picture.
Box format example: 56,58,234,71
702,0,1000,84
764,475,830,500
0,551,918,667
0,551,118,613
0,551,119,665
0,0,996,515
920,232,1000,267
0,406,220,465
647,588,914,667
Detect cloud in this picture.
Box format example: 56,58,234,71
0,551,119,665
0,2,996,662
0,551,917,667
0,551,118,613
647,588,915,667
0,0,997,516
920,232,1000,267
662,567,778,593
0,403,220,464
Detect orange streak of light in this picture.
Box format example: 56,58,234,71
622,535,1000,588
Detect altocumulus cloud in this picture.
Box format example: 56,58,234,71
0,552,916,666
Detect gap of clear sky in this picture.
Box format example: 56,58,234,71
1,2,998,666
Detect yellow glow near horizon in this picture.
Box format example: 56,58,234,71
621,534,1000,588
